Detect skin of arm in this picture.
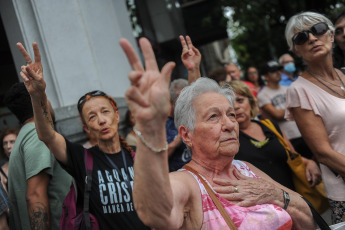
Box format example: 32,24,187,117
292,107,345,177
26,172,50,230
213,162,314,230
16,42,68,164
167,135,182,157
261,104,286,120
0,213,9,230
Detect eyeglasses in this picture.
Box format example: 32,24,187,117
248,71,258,75
292,22,329,45
77,90,117,112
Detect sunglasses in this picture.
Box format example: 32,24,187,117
77,90,117,112
292,22,329,45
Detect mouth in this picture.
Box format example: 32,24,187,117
101,128,110,133
221,137,237,142
311,45,321,51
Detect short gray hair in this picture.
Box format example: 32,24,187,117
174,77,235,132
278,53,292,64
285,11,334,51
170,78,188,104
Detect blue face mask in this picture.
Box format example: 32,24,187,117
284,63,296,73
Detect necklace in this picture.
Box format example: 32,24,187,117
307,69,345,98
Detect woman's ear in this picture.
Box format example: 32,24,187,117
329,30,334,43
179,125,192,147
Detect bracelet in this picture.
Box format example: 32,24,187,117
281,189,290,210
133,127,168,153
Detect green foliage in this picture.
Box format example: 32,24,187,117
221,0,345,71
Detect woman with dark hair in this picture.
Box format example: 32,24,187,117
245,66,265,93
16,42,149,229
0,128,19,192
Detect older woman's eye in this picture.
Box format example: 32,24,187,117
209,114,217,120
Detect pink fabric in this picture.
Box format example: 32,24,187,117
181,160,292,230
285,77,345,201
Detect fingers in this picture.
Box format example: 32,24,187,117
16,42,32,63
160,61,175,88
185,35,193,49
20,70,30,82
213,185,238,194
119,38,144,71
32,42,41,63
128,71,143,86
125,86,149,108
179,35,188,50
139,37,159,71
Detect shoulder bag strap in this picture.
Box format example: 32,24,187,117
302,197,331,230
183,165,238,230
83,149,93,230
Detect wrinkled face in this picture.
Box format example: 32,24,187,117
247,67,258,83
82,97,120,142
3,133,17,158
189,92,239,159
225,64,241,80
292,24,334,61
335,17,345,52
234,93,252,125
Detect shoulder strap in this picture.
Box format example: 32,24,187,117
302,197,331,230
0,167,8,180
83,149,93,230
183,165,238,230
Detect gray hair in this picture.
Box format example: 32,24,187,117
278,53,292,64
285,11,334,51
169,78,188,104
174,77,235,132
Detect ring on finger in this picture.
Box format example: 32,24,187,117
234,186,239,193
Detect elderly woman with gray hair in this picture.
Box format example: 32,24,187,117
284,11,345,224
119,37,315,229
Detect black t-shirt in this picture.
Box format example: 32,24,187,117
235,120,295,190
61,139,149,230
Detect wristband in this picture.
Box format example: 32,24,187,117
281,189,290,210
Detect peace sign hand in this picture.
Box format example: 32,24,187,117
16,42,46,97
180,35,201,71
120,38,175,126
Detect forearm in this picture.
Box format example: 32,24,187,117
26,195,50,229
167,137,181,157
187,69,201,84
314,149,345,177
133,122,174,227
30,92,55,143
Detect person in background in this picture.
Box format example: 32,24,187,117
0,128,19,193
124,109,137,147
0,182,9,230
244,66,265,94
225,62,257,97
166,79,191,171
258,60,314,159
230,80,321,191
119,37,315,229
278,53,298,86
285,11,345,224
3,82,72,230
208,68,231,86
16,42,149,229
332,10,345,70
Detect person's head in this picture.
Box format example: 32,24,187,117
261,61,283,84
77,90,120,143
0,128,19,160
285,12,334,60
225,63,241,81
208,68,231,85
279,53,296,74
332,11,345,68
175,78,239,158
245,67,259,84
169,78,188,116
228,81,258,125
3,82,34,124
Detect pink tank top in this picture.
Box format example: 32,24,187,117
180,160,292,230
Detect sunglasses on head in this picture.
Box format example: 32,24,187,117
292,22,329,46
77,90,117,112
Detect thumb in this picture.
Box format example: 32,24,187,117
161,61,175,87
305,168,312,183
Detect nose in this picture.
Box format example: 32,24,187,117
221,114,236,132
308,32,318,43
98,114,107,125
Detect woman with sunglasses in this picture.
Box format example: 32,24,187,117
245,66,265,94
16,43,149,229
285,11,345,224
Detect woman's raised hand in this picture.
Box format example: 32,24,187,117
179,35,201,71
120,38,175,126
16,42,46,96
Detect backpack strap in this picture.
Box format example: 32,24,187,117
83,149,93,230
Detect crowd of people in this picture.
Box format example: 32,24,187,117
0,9,345,230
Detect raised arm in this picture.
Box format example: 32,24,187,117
16,42,68,164
292,107,345,178
119,38,194,229
179,35,201,84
